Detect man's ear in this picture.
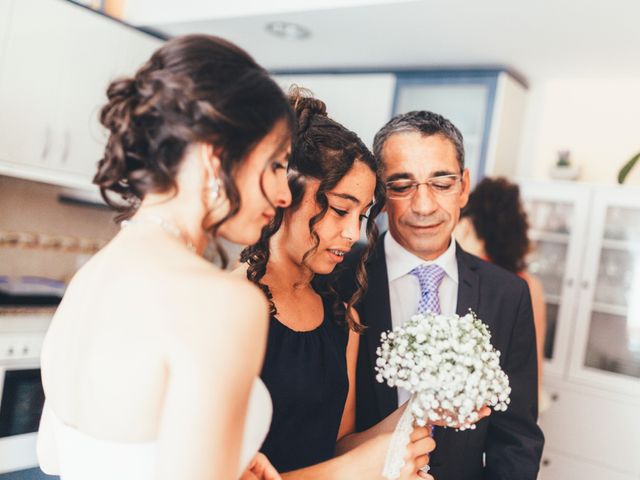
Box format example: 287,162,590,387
459,168,471,209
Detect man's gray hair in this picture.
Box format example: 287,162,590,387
372,111,465,170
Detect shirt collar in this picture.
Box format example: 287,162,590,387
384,232,459,284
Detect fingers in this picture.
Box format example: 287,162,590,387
409,425,432,442
239,471,259,480
414,453,430,470
248,453,282,480
258,460,282,480
478,406,492,419
410,436,436,456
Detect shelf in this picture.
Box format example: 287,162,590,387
530,229,570,243
592,302,628,317
601,239,640,253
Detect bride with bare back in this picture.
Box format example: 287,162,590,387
37,35,294,480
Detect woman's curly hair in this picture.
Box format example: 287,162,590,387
94,34,295,251
241,87,385,333
461,177,530,273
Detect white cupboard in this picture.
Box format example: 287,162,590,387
520,180,640,479
0,0,163,190
273,73,396,150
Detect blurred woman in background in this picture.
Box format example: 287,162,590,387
454,177,547,394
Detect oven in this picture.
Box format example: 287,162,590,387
0,312,50,474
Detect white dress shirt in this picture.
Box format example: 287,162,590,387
384,233,459,405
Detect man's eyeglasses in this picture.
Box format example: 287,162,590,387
385,174,463,200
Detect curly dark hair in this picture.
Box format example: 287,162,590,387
240,87,385,333
461,177,530,273
95,34,295,246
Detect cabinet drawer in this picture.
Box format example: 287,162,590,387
539,449,637,480
540,382,640,474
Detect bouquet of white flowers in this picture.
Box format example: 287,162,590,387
375,311,511,479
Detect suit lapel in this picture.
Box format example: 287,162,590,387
455,243,480,317
363,234,398,418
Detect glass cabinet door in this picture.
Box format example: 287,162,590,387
525,200,572,360
394,72,499,187
519,181,591,378
571,188,640,394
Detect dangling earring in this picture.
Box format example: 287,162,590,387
208,177,221,204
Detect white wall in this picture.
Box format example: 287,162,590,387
517,78,640,186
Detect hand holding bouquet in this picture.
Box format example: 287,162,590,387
375,311,511,479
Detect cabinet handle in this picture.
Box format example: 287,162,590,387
581,280,589,289
41,127,52,160
550,392,559,402
565,278,574,287
61,130,71,164
542,458,550,467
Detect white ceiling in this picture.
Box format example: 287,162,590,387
127,0,640,83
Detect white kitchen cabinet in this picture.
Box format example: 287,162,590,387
0,0,14,68
394,71,527,186
519,181,592,378
274,70,526,188
0,0,71,176
56,6,161,181
0,0,162,190
539,448,637,480
568,186,640,397
273,73,396,150
520,180,640,479
540,378,640,475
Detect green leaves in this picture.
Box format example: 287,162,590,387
618,151,640,184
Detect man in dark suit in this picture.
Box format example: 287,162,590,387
337,111,544,479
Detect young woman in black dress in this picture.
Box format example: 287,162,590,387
240,89,436,479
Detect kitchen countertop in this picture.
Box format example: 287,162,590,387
0,469,57,479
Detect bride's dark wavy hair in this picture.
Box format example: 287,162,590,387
240,87,385,333
94,34,295,263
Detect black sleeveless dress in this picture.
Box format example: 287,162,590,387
259,296,349,472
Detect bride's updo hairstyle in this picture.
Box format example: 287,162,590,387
95,34,295,233
241,87,385,333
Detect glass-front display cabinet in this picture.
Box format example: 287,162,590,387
569,187,640,396
519,181,591,378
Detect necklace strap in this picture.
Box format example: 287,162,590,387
121,216,196,253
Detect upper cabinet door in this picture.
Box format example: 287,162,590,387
569,186,640,397
394,71,526,186
0,0,70,172
519,180,592,379
57,5,162,181
0,0,14,68
0,0,163,189
272,73,396,150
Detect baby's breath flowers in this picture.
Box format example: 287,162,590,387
376,311,511,430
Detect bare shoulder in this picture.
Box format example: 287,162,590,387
158,267,269,357
522,271,545,299
231,262,249,279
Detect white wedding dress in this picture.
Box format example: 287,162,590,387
45,379,272,479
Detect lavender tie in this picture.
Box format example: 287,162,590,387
410,264,446,315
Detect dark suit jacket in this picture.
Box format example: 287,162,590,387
335,234,544,480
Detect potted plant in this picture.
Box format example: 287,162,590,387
549,150,580,180
617,151,640,184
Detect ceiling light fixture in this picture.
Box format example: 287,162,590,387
265,21,311,40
